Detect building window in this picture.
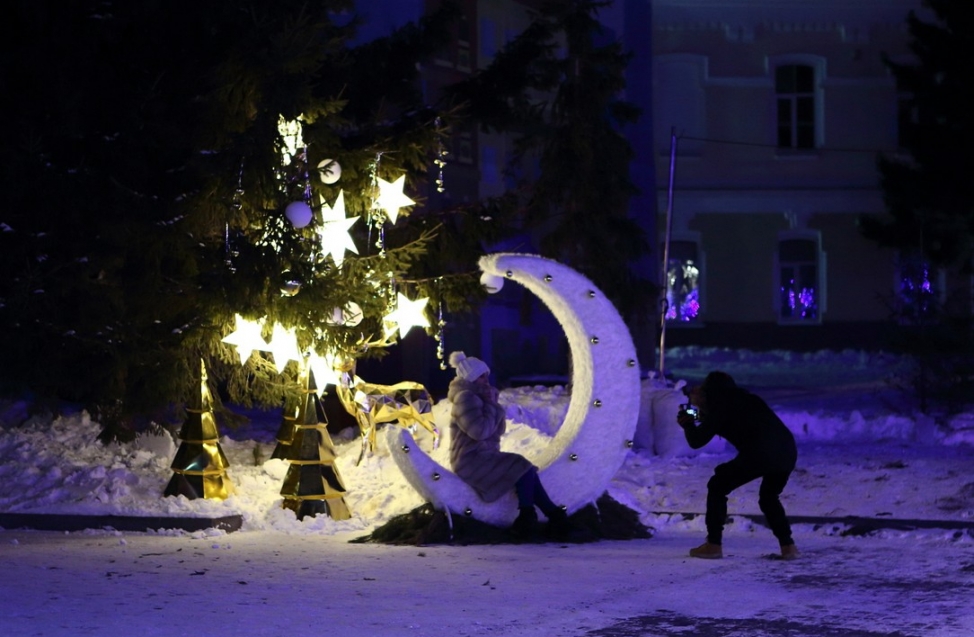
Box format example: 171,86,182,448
664,239,702,323
896,253,942,323
776,233,825,323
775,64,816,149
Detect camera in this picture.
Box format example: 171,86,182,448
680,403,699,420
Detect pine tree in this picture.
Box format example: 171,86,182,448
858,0,974,414
448,0,653,327
0,0,493,435
861,0,974,273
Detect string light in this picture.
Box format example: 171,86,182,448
434,116,448,193
436,301,447,369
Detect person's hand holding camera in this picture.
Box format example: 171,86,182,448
677,403,699,429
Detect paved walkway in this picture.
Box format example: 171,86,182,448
1,526,972,637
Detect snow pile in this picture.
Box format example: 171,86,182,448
0,348,972,538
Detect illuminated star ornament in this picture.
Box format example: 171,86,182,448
317,192,359,266
384,292,430,339
267,323,301,374
221,314,267,365
307,351,341,394
375,175,415,224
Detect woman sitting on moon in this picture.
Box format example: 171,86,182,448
447,351,571,540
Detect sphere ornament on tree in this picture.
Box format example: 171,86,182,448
317,159,342,184
285,201,314,228
327,302,364,327
280,271,302,297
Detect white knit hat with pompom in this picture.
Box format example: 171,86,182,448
448,351,490,381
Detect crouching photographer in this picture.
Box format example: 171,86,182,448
676,371,799,560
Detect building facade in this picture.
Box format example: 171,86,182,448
652,0,930,352
358,0,945,389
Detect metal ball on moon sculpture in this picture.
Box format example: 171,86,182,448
387,253,640,527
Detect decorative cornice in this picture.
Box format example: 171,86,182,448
653,0,924,44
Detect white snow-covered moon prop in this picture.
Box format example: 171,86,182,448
388,253,640,527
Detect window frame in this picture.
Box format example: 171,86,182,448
769,55,826,153
774,230,827,325
893,251,945,325
662,233,705,326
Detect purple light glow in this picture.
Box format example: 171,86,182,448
781,282,817,319
898,264,936,319
665,258,701,323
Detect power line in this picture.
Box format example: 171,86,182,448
678,134,896,155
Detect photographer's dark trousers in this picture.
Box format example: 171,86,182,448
705,457,794,546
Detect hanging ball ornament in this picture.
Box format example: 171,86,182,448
317,159,342,184
342,302,364,327
326,302,364,327
280,271,302,297
285,201,313,228
479,272,505,294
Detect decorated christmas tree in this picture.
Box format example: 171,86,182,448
0,0,647,435
0,0,500,434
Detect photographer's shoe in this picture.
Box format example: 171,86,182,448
780,544,800,560
689,542,723,559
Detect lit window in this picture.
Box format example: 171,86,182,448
896,253,941,323
664,240,702,323
775,65,816,149
777,235,825,323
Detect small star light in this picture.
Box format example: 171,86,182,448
318,217,359,266
384,292,429,339
268,323,301,374
375,175,415,224
320,190,346,222
221,314,267,365
318,191,359,266
307,350,341,394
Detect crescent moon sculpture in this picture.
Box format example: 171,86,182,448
388,253,640,527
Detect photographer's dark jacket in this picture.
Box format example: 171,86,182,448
681,387,797,472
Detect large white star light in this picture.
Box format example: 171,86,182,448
318,191,359,266
221,314,267,365
375,175,415,224
268,323,301,374
307,350,341,395
384,292,430,339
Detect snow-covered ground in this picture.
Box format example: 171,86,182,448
2,346,970,531
1,347,973,636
